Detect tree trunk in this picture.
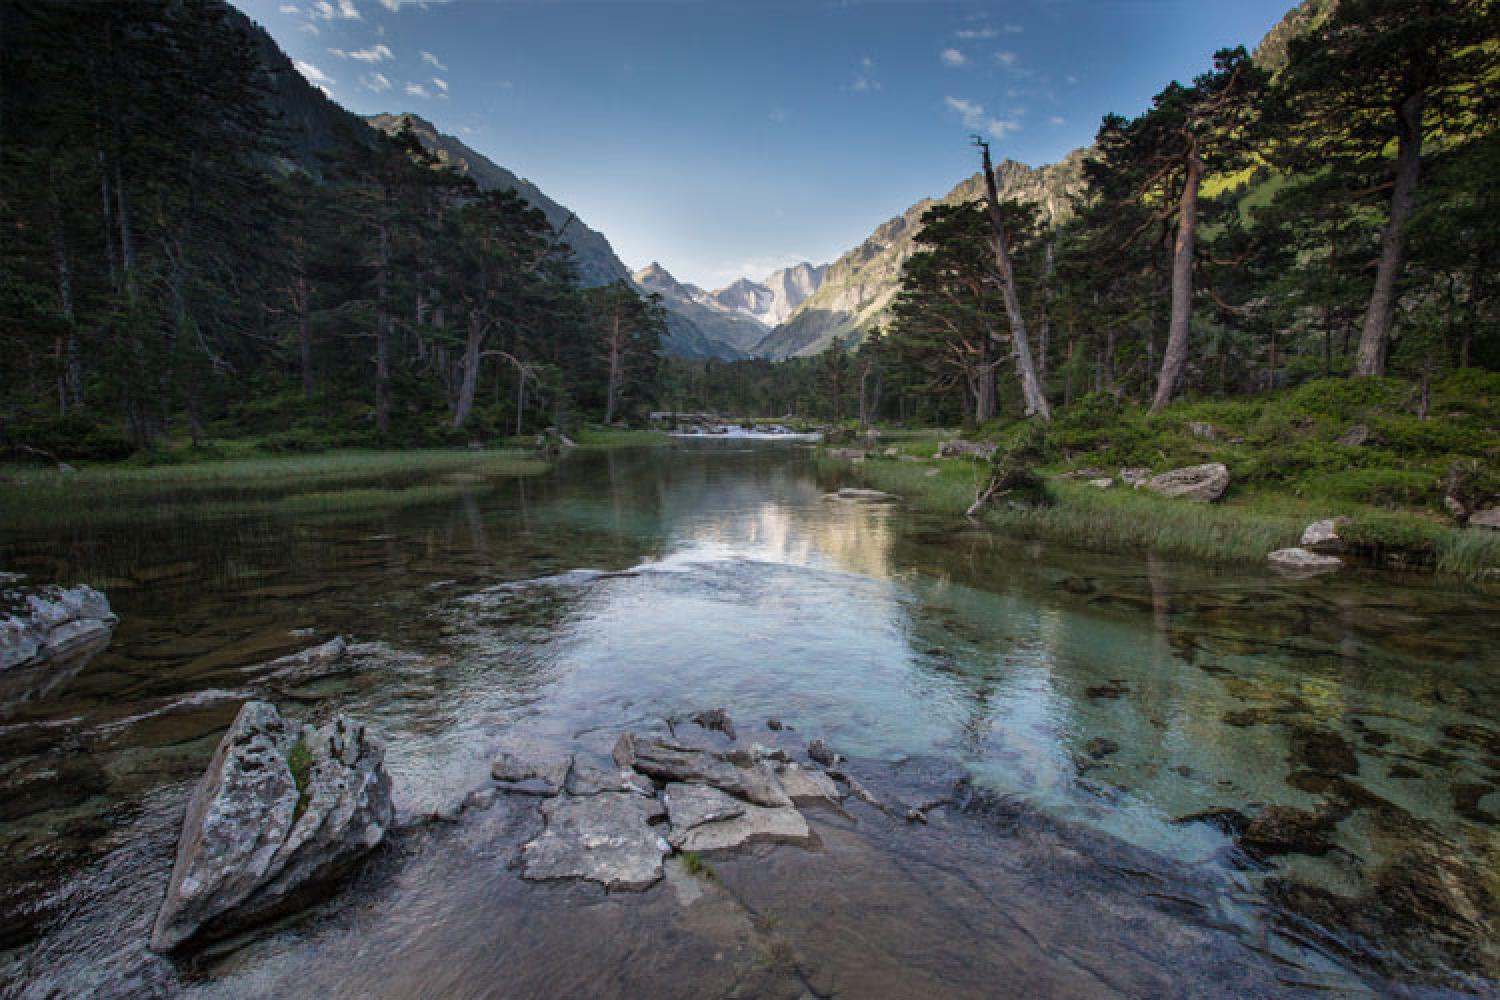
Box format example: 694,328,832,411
48,165,79,413
453,313,485,430
297,278,313,399
1355,91,1424,377
604,309,622,425
375,223,392,434
1037,242,1054,383
1151,146,1202,413
977,142,1051,422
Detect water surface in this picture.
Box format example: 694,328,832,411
2,442,1497,998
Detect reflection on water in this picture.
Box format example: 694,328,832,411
1,440,1497,997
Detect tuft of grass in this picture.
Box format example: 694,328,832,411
680,851,715,880
287,737,313,825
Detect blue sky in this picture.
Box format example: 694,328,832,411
238,0,1295,289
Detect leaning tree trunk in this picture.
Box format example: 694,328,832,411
1151,146,1203,414
977,142,1051,422
1355,91,1425,378
452,313,485,430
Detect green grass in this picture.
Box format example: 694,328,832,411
287,737,313,825
680,851,715,879
0,448,548,531
571,427,674,449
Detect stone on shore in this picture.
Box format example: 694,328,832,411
150,701,394,952
566,760,655,797
520,792,669,890
1471,508,1500,531
1300,518,1347,553
1143,463,1230,502
0,583,117,680
936,439,997,460
1118,467,1153,487
1267,547,1343,575
824,487,899,503
629,738,792,808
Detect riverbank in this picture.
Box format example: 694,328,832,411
819,375,1500,582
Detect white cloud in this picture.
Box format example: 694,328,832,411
1049,115,1065,126
350,43,392,61
279,4,300,13
294,60,334,94
432,77,448,91
955,27,997,40
1004,24,1024,34
995,50,1018,67
709,253,816,286
312,0,360,19
404,82,432,98
940,48,967,67
1065,74,1079,85
849,55,881,93
380,0,451,8
944,96,1019,140
420,50,448,71
360,72,392,92
768,108,788,122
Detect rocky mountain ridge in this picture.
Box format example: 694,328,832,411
756,150,1089,360
631,259,828,356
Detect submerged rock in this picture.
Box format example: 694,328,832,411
1267,547,1343,575
1238,805,1338,857
0,583,117,699
521,792,669,891
565,760,654,797
1143,463,1230,503
150,701,394,952
1172,807,1250,836
690,707,738,742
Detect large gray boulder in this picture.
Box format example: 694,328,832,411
150,701,394,952
0,583,117,688
1471,508,1500,531
1144,463,1230,502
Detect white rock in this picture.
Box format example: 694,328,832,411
1300,518,1346,552
1267,548,1343,575
521,792,669,891
1144,463,1230,502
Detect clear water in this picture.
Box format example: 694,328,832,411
2,442,1496,998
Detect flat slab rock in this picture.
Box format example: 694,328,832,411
1267,547,1343,575
150,700,394,952
628,738,791,808
824,488,900,503
521,792,670,891
664,782,811,853
491,749,572,796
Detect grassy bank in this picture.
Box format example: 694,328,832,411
828,374,1500,581
0,448,549,531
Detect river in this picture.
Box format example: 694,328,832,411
2,441,1497,998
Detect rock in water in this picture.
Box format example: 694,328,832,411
670,801,811,853
0,584,117,695
491,749,571,796
1267,548,1343,575
662,782,746,832
521,792,669,891
629,738,791,808
150,701,393,952
1143,463,1230,502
